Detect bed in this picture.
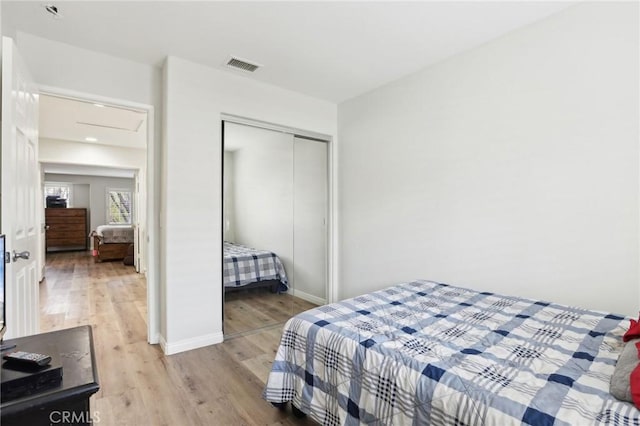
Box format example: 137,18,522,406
223,241,289,293
90,225,134,262
264,279,638,425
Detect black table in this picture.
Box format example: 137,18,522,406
0,326,100,425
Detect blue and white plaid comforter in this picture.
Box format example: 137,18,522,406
223,242,288,290
264,280,638,425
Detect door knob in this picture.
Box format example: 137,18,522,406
13,250,30,262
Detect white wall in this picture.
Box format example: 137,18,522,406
162,56,336,354
71,184,90,210
44,173,135,248
15,33,160,109
338,3,639,315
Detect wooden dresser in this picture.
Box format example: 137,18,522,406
45,208,88,252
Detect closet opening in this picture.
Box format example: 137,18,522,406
221,117,330,339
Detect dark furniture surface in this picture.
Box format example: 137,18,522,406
123,243,135,266
1,326,100,426
93,235,132,262
224,278,280,293
45,208,88,252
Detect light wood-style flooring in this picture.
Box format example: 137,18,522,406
41,251,316,426
224,287,317,336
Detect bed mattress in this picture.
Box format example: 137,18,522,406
264,279,635,425
94,225,134,244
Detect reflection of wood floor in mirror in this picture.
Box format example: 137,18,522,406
40,251,317,425
224,288,318,336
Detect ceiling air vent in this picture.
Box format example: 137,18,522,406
226,56,261,73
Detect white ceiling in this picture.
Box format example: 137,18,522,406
3,1,574,103
40,94,147,149
39,95,144,178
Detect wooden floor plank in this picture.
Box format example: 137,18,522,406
41,251,317,426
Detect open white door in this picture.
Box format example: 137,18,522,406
2,37,40,338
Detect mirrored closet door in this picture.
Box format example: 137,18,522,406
293,136,327,305
222,121,328,337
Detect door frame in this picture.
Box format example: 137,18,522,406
220,114,336,332
37,85,159,344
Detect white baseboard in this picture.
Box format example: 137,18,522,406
292,288,326,306
159,334,167,353
148,331,160,345
159,331,224,355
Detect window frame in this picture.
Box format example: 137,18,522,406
106,187,133,225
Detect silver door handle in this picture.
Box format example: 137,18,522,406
13,250,30,262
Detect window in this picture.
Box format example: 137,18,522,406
44,182,72,206
107,188,132,224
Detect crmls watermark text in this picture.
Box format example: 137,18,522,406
50,410,101,424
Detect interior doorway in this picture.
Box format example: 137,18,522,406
221,118,330,337
36,89,158,343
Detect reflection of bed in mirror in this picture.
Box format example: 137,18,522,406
223,241,289,293
90,225,134,262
